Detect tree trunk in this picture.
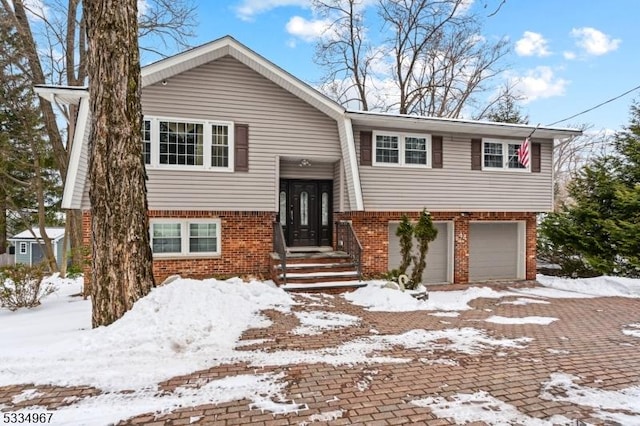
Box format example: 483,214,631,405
0,185,6,255
85,0,155,327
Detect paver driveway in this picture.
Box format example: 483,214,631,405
2,282,639,425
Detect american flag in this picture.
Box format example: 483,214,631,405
517,137,530,167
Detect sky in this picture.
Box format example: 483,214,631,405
165,0,639,133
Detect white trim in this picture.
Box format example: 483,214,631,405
346,110,581,139
481,139,531,172
19,242,27,255
372,131,432,168
339,159,345,212
144,116,235,172
341,118,364,211
274,155,280,212
149,218,222,258
62,97,90,209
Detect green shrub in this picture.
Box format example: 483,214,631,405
0,264,57,311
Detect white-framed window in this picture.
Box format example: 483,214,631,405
482,139,529,171
142,116,234,171
373,132,431,167
19,242,27,254
150,219,221,257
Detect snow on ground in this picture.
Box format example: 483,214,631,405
498,297,550,305
307,409,345,422
509,286,597,299
410,391,571,425
541,373,640,423
622,323,640,338
292,311,360,335
343,281,516,312
485,316,558,325
9,372,305,426
537,274,640,298
0,276,295,391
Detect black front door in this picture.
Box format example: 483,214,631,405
279,180,332,247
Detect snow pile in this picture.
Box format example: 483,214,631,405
541,373,640,424
485,316,558,325
0,277,294,391
308,409,345,422
292,311,360,335
410,391,570,425
344,282,514,312
537,274,640,298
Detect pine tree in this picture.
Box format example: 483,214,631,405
409,210,438,288
539,101,640,277
396,215,414,276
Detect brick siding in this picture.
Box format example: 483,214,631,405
335,211,537,284
82,210,275,286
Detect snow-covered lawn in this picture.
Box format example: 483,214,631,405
1,273,640,425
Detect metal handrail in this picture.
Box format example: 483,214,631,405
336,220,363,280
272,221,288,284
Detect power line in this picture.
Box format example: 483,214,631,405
547,83,640,126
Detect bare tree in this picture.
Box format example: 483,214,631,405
313,0,377,110
0,0,196,275
314,0,510,117
553,125,613,209
477,83,529,124
84,0,155,327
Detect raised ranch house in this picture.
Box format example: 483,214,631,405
36,36,581,291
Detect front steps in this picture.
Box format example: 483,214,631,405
270,250,366,293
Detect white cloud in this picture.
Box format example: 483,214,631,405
509,66,568,103
235,0,310,21
285,16,332,42
515,31,550,57
563,51,577,60
570,27,620,56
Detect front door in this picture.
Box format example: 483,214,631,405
279,180,332,247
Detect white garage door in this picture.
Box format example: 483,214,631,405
469,222,523,281
388,222,450,284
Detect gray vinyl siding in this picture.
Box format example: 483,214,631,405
354,126,554,212
108,55,341,211
280,160,335,180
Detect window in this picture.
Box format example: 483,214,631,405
482,139,529,171
142,119,151,165
142,116,234,171
300,191,309,226
19,242,27,254
150,219,221,257
373,132,431,167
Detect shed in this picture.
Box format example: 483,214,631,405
8,228,66,267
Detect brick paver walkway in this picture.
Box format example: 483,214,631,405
1,282,639,425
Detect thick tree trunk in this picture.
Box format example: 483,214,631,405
85,0,155,327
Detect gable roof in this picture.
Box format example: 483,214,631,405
9,228,65,241
142,35,345,120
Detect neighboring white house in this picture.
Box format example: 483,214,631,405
8,228,66,267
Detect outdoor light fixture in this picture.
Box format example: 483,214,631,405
299,159,311,167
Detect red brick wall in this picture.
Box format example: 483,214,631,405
82,210,275,285
336,211,537,284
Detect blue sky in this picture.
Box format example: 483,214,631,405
173,1,639,132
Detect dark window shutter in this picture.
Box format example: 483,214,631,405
471,138,482,170
531,142,541,173
432,135,443,168
234,124,249,172
360,131,372,166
